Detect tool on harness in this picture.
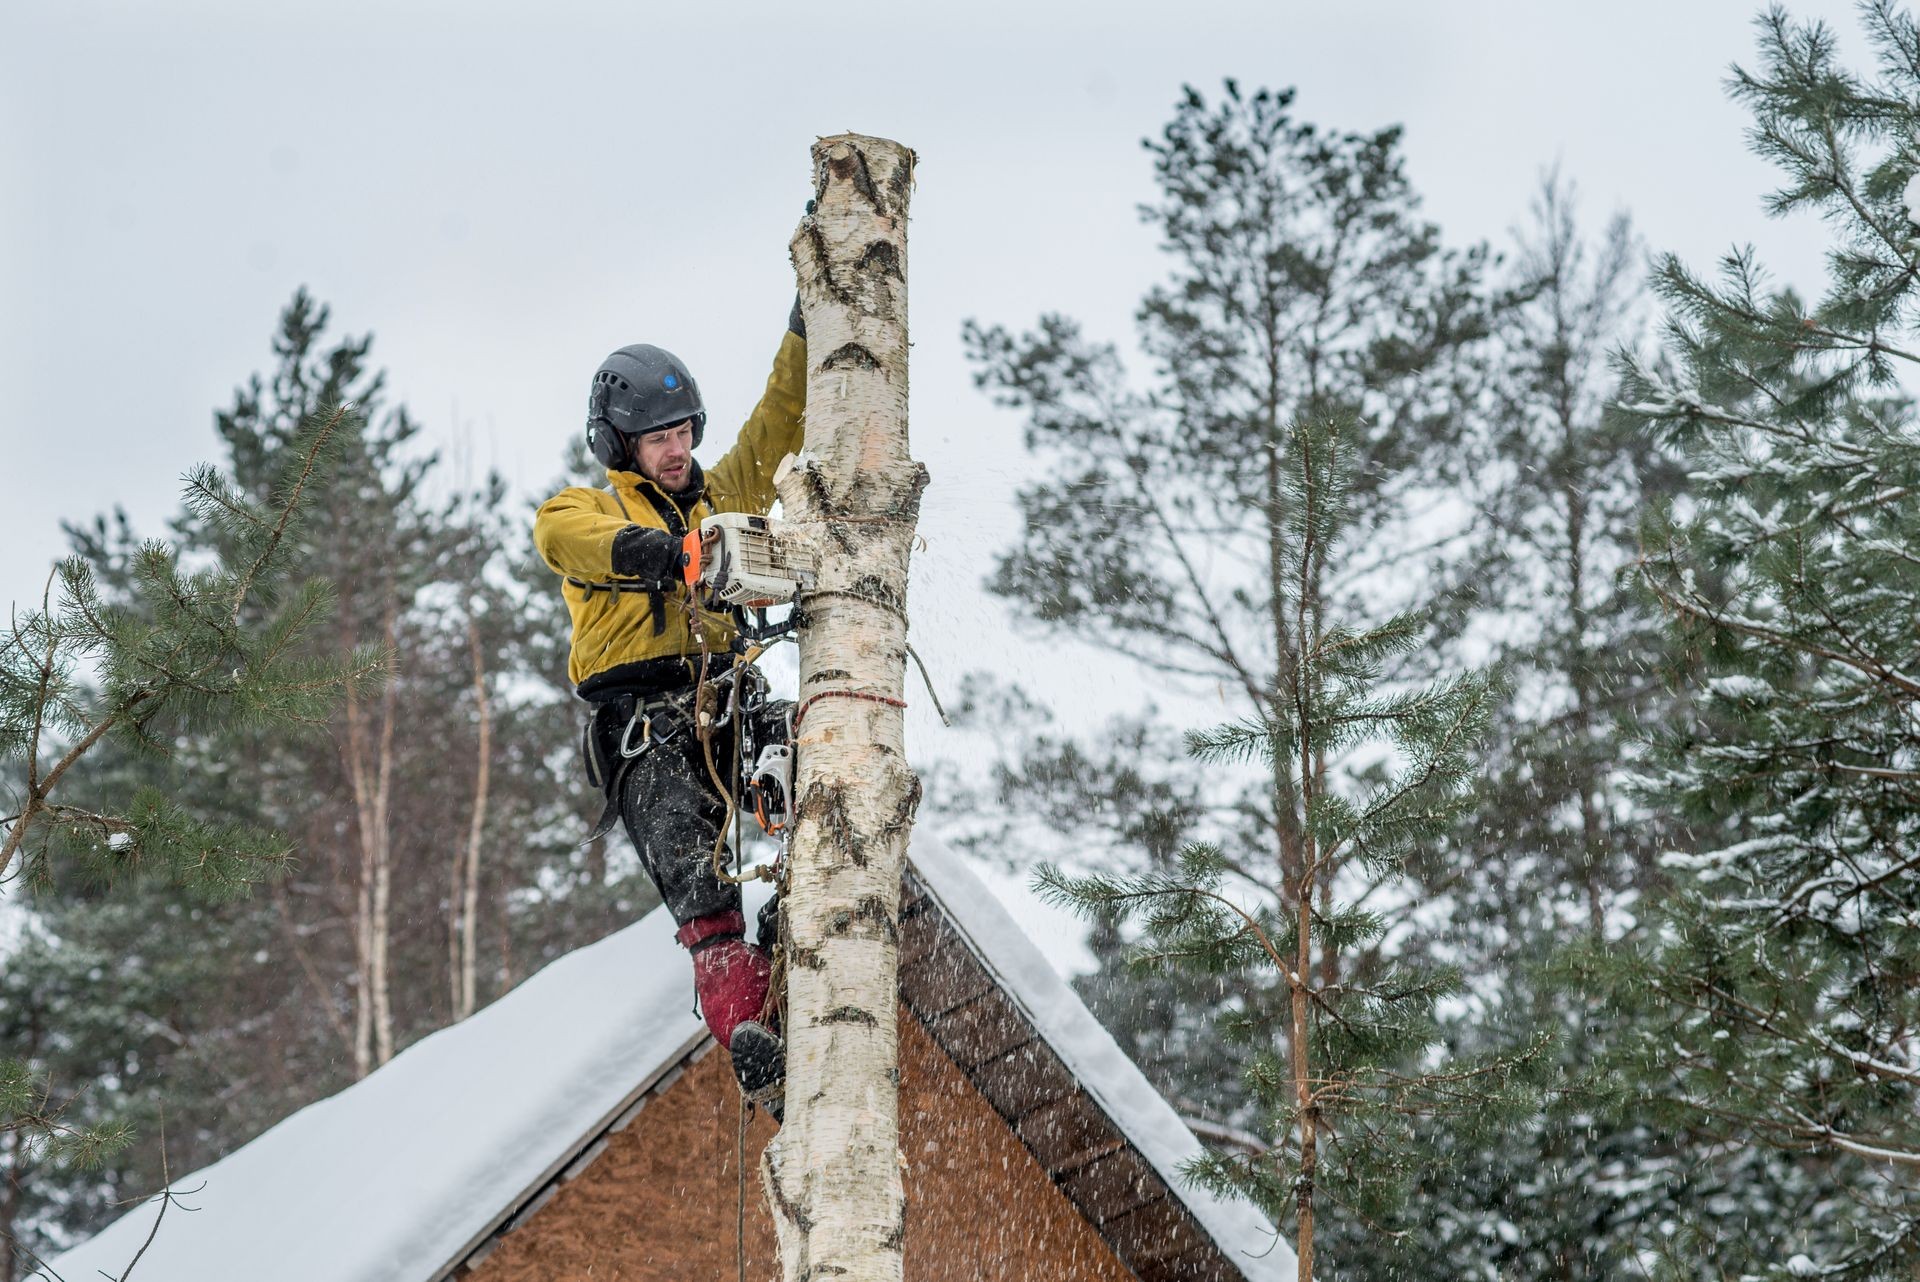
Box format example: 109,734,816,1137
746,743,794,835
696,651,797,887
578,657,790,849
619,708,671,758
730,671,794,837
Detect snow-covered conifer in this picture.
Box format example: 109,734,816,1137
1610,6,1920,1274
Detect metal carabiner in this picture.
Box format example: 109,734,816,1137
619,711,653,759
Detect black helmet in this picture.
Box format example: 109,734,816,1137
585,344,707,469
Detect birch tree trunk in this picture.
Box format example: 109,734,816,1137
369,603,397,1068
453,613,491,1022
348,679,376,1078
346,599,399,1076
762,133,924,1282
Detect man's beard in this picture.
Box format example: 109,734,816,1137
644,458,702,500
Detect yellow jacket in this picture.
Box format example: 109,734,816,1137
534,330,806,697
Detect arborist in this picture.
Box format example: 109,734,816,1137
532,297,806,1121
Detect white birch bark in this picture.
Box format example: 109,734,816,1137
345,601,400,1075
449,802,463,1017
456,613,491,1021
761,133,924,1282
352,821,373,1077
347,680,375,1078
369,605,398,1068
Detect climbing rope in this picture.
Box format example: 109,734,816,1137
905,644,952,727
803,586,908,622
690,618,781,888
736,1090,748,1282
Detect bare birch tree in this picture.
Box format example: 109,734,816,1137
761,133,924,1282
343,598,399,1075
452,612,490,1021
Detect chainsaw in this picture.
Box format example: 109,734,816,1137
680,512,817,645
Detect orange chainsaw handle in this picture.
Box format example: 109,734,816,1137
680,530,703,586
682,525,724,589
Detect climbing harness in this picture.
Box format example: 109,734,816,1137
579,683,703,844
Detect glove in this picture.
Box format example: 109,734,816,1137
610,525,684,581
788,293,805,340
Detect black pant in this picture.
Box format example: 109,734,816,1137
588,672,789,929
615,705,741,927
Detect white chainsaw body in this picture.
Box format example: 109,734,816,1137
694,512,816,608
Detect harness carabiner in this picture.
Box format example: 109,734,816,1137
619,711,653,759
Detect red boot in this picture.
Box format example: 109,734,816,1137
677,911,773,1048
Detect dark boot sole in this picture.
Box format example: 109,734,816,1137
729,1020,786,1124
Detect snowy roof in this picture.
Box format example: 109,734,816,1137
41,835,1294,1282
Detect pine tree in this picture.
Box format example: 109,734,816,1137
1,404,372,1276
1606,5,1920,1274
7,292,620,1259
1333,175,1709,1280
196,287,445,1075
961,82,1518,1269
1441,173,1677,948
1039,413,1530,1278
1,404,367,891
965,75,1491,1038
154,290,614,1067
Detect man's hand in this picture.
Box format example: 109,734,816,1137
611,524,684,581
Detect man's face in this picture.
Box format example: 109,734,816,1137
633,420,695,491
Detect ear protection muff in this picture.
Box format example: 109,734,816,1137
586,376,629,470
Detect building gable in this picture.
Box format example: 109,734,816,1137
460,1006,1139,1281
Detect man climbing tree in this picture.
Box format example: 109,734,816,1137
532,292,806,1117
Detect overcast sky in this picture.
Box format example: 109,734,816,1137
1,0,1870,774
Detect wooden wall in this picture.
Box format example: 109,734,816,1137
470,1005,1140,1282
